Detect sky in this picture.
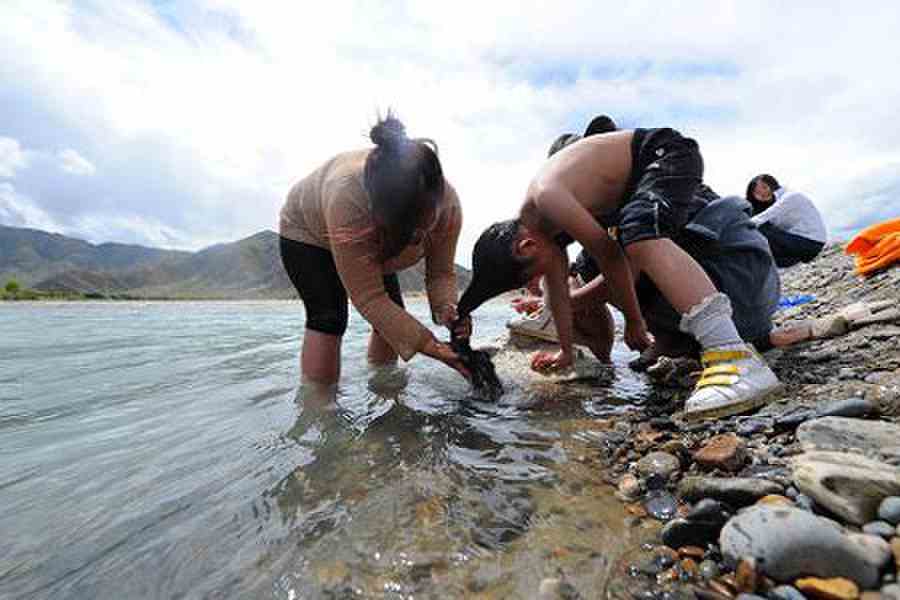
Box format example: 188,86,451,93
2,1,900,266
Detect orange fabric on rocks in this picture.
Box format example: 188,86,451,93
845,217,900,276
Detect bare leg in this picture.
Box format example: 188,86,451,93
625,239,718,313
368,330,398,365
302,330,342,384
769,321,813,347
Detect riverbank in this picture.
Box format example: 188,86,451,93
541,244,900,600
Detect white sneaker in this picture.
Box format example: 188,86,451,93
682,345,781,422
507,308,559,343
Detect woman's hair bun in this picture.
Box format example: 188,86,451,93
370,112,407,151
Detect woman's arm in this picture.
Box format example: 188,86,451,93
425,185,463,326
325,193,432,361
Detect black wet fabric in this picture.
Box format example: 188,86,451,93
450,327,503,400
279,236,403,335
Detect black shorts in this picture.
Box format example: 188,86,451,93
279,236,404,336
757,222,825,268
611,128,710,247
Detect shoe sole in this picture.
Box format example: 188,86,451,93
681,383,783,423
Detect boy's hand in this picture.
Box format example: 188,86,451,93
530,348,574,372
511,296,543,315
451,315,472,339
624,319,652,351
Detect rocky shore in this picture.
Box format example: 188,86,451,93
567,245,900,600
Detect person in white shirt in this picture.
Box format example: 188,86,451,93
746,174,827,267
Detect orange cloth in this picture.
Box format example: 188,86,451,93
845,217,900,276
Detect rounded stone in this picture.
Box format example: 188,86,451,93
862,521,896,539
795,577,859,600
694,434,749,472
637,451,681,480
770,585,808,600
877,497,900,525
687,498,732,525
698,560,720,580
817,397,876,419
719,505,882,588
679,477,784,507
618,473,642,501
661,518,722,550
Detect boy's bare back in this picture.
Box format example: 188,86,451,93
521,131,634,234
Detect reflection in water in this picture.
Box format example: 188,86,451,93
0,301,653,599
263,352,652,599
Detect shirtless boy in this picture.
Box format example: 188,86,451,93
458,128,780,421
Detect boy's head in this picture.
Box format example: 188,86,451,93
457,219,555,316
583,115,617,137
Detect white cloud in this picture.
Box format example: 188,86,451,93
0,182,61,232
58,148,96,176
1,1,899,259
0,137,29,178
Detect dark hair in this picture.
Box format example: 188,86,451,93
745,174,781,216
547,133,582,157
457,219,533,316
583,115,617,136
364,112,445,261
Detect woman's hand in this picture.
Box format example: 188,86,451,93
434,304,459,327
511,296,543,315
530,348,574,372
624,318,653,351
422,336,471,379
435,304,471,339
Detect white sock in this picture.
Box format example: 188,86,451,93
679,293,744,350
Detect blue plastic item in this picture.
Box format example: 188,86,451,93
777,294,816,309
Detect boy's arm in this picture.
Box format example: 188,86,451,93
533,183,648,348
538,245,575,366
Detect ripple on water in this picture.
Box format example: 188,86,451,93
0,300,652,599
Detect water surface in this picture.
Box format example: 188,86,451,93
0,300,653,599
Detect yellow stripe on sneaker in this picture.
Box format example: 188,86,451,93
701,350,750,365
696,374,740,388
701,364,740,376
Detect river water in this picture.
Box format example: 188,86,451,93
0,300,655,599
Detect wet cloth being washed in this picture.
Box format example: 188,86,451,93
845,217,900,277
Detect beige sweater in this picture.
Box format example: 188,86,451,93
279,149,462,360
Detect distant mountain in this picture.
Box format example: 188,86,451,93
0,225,471,299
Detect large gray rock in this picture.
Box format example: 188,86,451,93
678,477,783,507
792,451,900,525
796,417,900,463
719,505,886,588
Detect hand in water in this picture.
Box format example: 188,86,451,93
423,336,471,379
511,296,543,315
625,319,653,351
531,348,574,372
450,315,472,339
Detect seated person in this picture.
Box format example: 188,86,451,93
746,174,827,268
459,126,781,421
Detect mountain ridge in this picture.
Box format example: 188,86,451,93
0,225,471,299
